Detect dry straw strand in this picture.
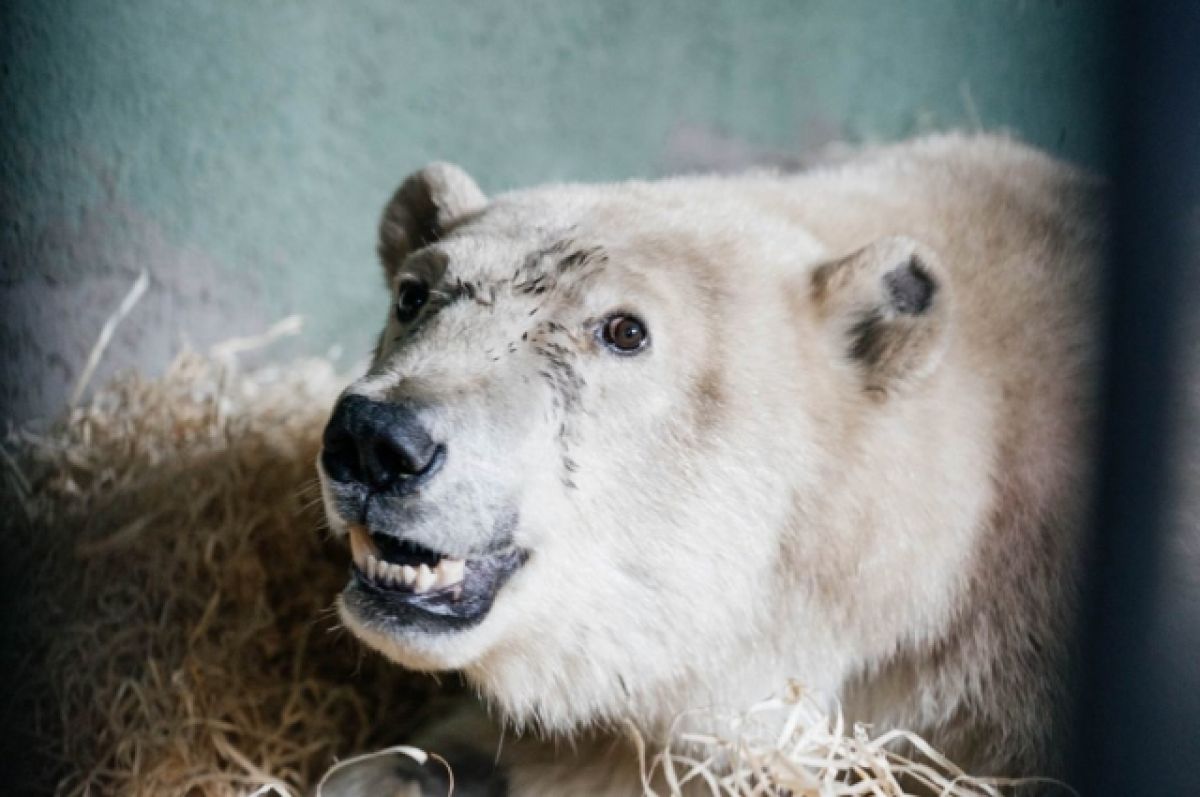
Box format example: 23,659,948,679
68,269,150,408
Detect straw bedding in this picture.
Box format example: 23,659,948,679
0,352,1055,796
1,354,442,795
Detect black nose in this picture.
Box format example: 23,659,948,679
321,395,445,492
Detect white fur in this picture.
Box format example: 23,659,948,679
323,133,1104,791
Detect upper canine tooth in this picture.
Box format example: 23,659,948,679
437,558,465,587
349,525,379,570
415,564,436,593
402,565,417,586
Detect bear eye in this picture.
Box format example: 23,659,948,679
601,313,649,354
395,279,430,324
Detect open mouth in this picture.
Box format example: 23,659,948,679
342,524,526,633
349,525,466,596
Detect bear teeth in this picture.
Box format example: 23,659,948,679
348,524,465,593
349,524,380,566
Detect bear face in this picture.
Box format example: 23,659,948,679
319,135,1102,781
318,161,979,739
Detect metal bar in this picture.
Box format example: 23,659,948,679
1070,1,1200,793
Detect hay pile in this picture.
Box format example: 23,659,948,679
0,349,1059,796
633,684,1064,796
1,353,439,796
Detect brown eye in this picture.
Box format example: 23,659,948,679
395,280,430,324
601,314,649,354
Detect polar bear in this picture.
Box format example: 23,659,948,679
316,133,1103,794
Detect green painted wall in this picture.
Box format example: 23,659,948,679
1,1,1114,421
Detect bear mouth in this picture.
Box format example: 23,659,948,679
350,525,468,594
342,524,526,632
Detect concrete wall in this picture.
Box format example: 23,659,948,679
0,1,1115,423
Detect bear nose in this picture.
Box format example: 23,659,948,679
321,395,444,492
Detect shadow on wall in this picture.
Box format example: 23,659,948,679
0,0,1115,423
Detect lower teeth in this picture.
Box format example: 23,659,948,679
349,526,466,593
361,552,464,593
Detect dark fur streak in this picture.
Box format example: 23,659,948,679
556,245,605,273
544,238,572,256
849,310,888,368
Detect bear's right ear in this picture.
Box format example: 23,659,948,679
378,162,487,281
810,236,952,398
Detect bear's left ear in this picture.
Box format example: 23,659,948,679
378,162,488,281
810,236,951,398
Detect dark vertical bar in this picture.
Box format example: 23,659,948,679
1071,1,1200,794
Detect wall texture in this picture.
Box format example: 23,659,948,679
1,1,1114,422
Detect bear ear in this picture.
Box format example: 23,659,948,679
378,162,487,281
810,236,951,398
